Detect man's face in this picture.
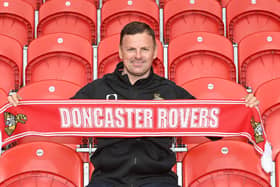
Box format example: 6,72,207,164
119,32,157,84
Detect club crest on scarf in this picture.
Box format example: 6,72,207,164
4,112,27,136
251,116,264,143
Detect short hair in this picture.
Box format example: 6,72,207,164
120,21,156,46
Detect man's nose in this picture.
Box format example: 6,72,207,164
135,50,141,59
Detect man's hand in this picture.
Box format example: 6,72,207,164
245,93,259,108
7,93,22,107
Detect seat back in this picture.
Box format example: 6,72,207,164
0,0,34,46
239,31,280,92
183,140,271,187
0,141,83,187
227,0,280,43
255,78,280,160
0,34,23,92
26,33,93,86
101,0,159,40
168,32,235,86
38,0,97,44
164,0,223,43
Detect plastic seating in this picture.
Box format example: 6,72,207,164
180,77,248,147
101,0,159,40
0,88,7,107
164,0,223,43
238,31,280,92
26,33,93,86
181,77,247,99
97,34,164,78
38,0,97,44
17,79,81,99
227,0,280,43
0,0,34,46
0,35,23,93
45,0,99,8
0,141,83,187
168,32,235,86
182,140,271,187
255,78,280,160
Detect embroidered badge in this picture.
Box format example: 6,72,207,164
153,93,164,100
4,112,27,136
251,116,264,143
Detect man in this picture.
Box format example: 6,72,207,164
8,22,259,187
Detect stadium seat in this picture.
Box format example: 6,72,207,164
38,0,97,44
227,0,280,43
238,31,280,92
26,33,93,86
0,34,23,93
163,0,223,43
255,78,280,160
168,32,235,86
23,0,42,9
180,77,248,147
45,0,99,9
97,34,164,78
0,141,83,187
182,140,271,187
17,79,81,99
0,88,7,107
101,0,159,40
181,77,247,99
0,0,34,46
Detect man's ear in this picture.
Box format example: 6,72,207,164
153,44,158,59
119,45,123,59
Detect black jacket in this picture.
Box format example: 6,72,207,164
72,62,195,187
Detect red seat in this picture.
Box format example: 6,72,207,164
168,32,235,86
255,78,280,160
180,77,248,147
38,0,97,44
182,140,271,187
0,141,83,187
26,33,93,86
23,0,43,10
17,79,81,99
182,77,247,99
0,0,34,46
46,0,99,8
0,88,7,107
227,0,280,43
97,34,164,78
0,35,23,93
239,31,280,92
101,0,159,40
164,0,223,43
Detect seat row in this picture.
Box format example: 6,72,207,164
0,140,275,187
0,0,279,46
1,30,279,94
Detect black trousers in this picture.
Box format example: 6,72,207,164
87,182,179,187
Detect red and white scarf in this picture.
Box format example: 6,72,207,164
0,99,273,172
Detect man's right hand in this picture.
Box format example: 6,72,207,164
8,93,22,107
